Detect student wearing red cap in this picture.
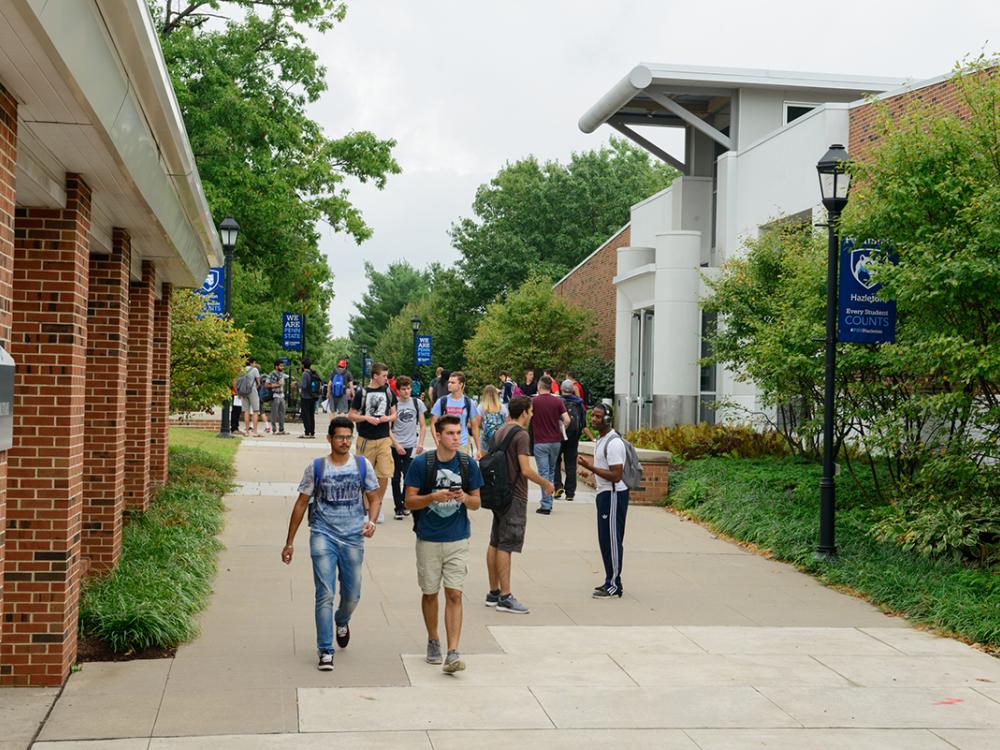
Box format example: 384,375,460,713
329,359,354,415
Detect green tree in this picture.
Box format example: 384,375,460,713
463,277,597,392
170,289,250,414
155,1,400,358
452,138,677,306
348,261,432,350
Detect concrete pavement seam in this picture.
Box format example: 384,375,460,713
972,686,1000,704
750,685,805,728
681,728,707,749
807,653,864,687
607,653,641,687
929,728,969,749
526,685,559,729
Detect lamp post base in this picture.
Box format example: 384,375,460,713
218,399,234,439
814,547,838,562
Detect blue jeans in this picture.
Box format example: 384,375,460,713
534,442,561,510
310,531,364,655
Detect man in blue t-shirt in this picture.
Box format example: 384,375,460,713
404,415,483,674
430,370,481,455
282,416,381,671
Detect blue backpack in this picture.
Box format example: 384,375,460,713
308,455,367,525
331,371,346,398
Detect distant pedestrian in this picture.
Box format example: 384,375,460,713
236,357,262,437
267,360,287,435
328,360,353,415
577,403,628,599
521,369,537,397
429,367,447,405
349,362,397,524
430,371,480,456
553,379,586,501
281,417,380,670
484,396,553,614
498,371,515,404
477,384,507,456
530,375,569,515
404,415,484,673
230,387,243,435
390,375,427,521
299,357,322,439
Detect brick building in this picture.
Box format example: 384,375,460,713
0,1,220,686
552,224,630,361
565,63,972,432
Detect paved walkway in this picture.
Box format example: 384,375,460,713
5,413,1000,749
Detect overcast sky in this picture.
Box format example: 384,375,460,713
306,0,997,336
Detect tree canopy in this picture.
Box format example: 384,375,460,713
348,261,432,351
451,138,677,306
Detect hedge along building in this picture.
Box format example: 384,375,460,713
573,64,907,432
0,1,220,686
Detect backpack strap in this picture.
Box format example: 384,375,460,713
456,451,471,492
464,396,472,418
421,450,438,496
308,457,324,523
602,433,625,491
356,455,367,493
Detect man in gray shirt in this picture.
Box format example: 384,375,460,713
390,375,427,520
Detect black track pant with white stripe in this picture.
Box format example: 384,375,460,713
596,488,629,594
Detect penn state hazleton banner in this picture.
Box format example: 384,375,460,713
197,266,225,316
838,239,896,344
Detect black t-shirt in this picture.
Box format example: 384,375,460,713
351,385,396,440
521,380,537,397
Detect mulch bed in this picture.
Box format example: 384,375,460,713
77,636,175,663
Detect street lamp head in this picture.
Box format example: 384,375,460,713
410,315,421,332
219,216,240,251
816,144,852,213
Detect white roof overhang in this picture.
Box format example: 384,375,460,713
0,0,221,288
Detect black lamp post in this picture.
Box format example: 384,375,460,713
361,345,369,380
815,144,852,560
217,216,240,438
410,315,421,383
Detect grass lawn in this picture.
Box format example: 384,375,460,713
668,457,1000,652
78,428,239,655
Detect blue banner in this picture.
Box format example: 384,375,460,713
282,312,303,351
838,239,896,344
197,266,225,316
416,334,432,366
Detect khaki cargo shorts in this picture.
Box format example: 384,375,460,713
415,538,470,593
357,437,394,478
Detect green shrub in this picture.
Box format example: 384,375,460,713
79,444,232,653
627,423,790,460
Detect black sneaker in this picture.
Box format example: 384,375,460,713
394,511,404,520
592,585,623,599
317,652,334,671
535,508,551,515
566,496,575,501
485,589,501,607
335,624,350,648
553,488,565,499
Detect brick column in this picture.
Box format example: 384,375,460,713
124,260,155,512
1,175,91,687
0,84,17,681
81,230,131,574
149,283,171,487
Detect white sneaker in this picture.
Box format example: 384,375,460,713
376,509,385,524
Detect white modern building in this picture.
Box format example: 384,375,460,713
578,64,907,431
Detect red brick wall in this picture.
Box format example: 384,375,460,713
0,85,16,666
552,224,629,362
81,230,131,574
2,175,91,687
849,76,973,160
149,283,172,487
124,261,155,512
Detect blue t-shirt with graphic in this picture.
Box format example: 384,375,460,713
404,452,484,542
298,456,379,545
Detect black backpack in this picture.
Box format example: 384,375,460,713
413,450,471,532
478,425,523,515
564,399,584,441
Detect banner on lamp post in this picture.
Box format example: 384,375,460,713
282,312,303,351
416,334,432,366
197,266,225,317
838,239,897,344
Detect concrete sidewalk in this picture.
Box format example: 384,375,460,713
8,413,1000,749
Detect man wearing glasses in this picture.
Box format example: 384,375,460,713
282,417,381,671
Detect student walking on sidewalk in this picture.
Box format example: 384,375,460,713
281,417,381,670
577,403,628,599
390,375,426,520
404,415,483,674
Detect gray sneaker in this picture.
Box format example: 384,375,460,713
496,594,530,614
485,589,500,607
425,639,443,665
443,650,465,674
